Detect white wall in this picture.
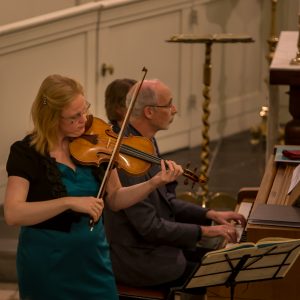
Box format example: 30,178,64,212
0,0,299,205
0,0,75,26
187,0,266,146
0,0,110,26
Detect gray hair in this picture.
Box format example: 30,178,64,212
126,80,159,117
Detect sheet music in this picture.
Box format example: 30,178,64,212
238,202,253,220
288,164,300,194
248,204,300,227
185,238,300,289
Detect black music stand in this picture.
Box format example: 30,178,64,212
172,238,300,300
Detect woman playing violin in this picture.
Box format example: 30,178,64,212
4,74,182,300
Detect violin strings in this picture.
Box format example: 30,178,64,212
119,144,199,183
120,144,161,165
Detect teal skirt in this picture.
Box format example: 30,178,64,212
17,164,118,300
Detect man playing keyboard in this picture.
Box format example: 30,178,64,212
103,79,246,295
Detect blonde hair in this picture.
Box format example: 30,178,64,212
30,74,84,155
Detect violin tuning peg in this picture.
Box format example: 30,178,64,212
193,167,198,173
186,162,191,169
184,178,189,185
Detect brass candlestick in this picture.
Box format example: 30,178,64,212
167,33,254,207
267,0,279,64
251,0,281,149
290,14,300,65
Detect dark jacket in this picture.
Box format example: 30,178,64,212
104,124,210,287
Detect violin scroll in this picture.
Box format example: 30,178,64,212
183,166,207,188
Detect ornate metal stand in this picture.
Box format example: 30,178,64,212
167,34,254,207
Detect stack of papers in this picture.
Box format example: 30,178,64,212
248,204,300,228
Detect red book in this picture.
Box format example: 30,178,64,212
282,150,300,160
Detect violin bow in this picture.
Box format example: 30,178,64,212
90,67,148,231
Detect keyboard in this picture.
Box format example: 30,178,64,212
225,201,253,248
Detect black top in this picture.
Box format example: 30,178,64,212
6,135,103,232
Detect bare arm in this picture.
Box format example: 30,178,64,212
4,176,103,226
4,159,182,225
106,160,182,211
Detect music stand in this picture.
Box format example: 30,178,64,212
172,238,300,300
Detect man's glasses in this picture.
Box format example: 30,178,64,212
61,102,91,124
147,99,174,109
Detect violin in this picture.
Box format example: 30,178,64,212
69,115,206,185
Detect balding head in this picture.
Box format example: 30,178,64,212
125,79,176,137
126,80,170,118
